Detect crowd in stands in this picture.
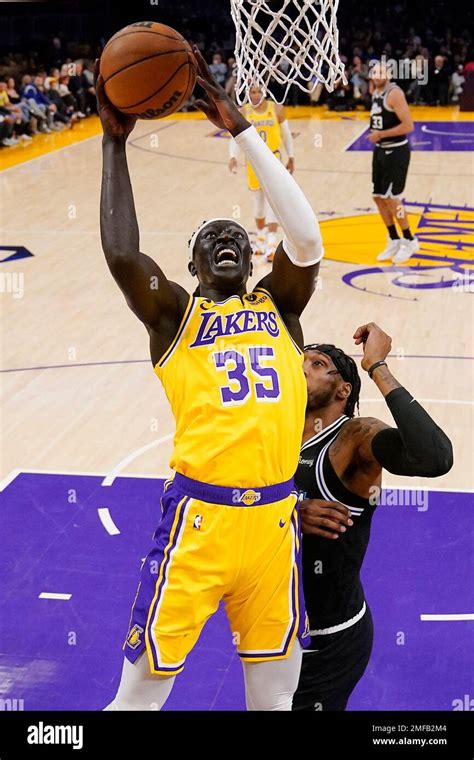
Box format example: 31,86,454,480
1,0,473,148
0,53,97,147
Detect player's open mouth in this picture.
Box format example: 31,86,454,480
213,246,240,268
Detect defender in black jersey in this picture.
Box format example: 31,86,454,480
368,62,418,265
293,322,453,711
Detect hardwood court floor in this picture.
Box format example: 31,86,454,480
1,106,473,491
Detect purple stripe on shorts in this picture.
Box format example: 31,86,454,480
293,508,311,649
123,493,188,667
173,472,294,506
147,497,189,672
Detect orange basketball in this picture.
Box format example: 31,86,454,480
100,21,197,119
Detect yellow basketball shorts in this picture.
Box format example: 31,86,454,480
123,472,310,676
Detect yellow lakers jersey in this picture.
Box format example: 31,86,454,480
242,101,282,190
155,288,306,488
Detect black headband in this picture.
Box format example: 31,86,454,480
304,344,353,383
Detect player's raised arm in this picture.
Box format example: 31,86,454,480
96,61,188,334
333,324,453,479
192,46,322,320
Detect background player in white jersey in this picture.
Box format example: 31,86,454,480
368,62,418,264
229,84,295,262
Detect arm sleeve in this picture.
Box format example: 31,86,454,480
234,125,323,266
371,387,454,477
280,119,294,157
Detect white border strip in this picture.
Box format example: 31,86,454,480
0,468,472,494
98,507,121,536
341,123,369,152
39,592,72,601
420,613,474,621
101,434,174,487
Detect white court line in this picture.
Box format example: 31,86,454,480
39,592,72,601
101,433,174,487
98,507,121,536
341,123,369,152
0,468,21,492
420,614,474,622
0,467,472,494
384,484,473,493
420,125,474,137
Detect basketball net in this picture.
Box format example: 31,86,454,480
230,0,346,105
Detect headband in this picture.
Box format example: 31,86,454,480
188,218,248,260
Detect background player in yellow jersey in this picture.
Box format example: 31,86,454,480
96,48,323,711
228,84,295,262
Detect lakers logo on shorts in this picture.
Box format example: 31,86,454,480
303,613,310,639
239,489,262,506
126,624,144,650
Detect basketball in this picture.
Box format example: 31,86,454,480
100,21,197,119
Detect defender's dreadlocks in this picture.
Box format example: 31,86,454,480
304,343,361,418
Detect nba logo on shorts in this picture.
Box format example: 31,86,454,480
193,515,203,530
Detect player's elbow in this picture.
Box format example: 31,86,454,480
296,223,323,259
432,437,454,476
415,435,454,478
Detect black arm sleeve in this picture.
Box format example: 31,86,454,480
371,387,454,477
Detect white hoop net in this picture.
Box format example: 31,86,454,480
230,0,346,105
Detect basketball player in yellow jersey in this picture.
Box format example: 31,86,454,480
96,47,323,711
229,84,295,262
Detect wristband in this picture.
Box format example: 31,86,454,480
368,360,387,379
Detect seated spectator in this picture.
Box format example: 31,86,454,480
21,74,56,132
429,55,450,105
68,61,87,117
406,54,429,104
350,55,369,101
9,76,39,134
209,53,227,86
0,80,32,142
451,64,465,102
225,56,237,98
0,110,18,147
34,75,68,128
81,61,97,114
327,71,355,111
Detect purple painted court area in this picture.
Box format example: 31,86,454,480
0,473,472,711
347,121,474,151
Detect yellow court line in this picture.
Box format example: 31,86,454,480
1,105,473,172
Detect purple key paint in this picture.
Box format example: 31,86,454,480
0,473,472,710
347,122,474,152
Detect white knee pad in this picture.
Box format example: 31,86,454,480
242,641,303,711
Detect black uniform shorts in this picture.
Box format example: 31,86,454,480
372,142,411,197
